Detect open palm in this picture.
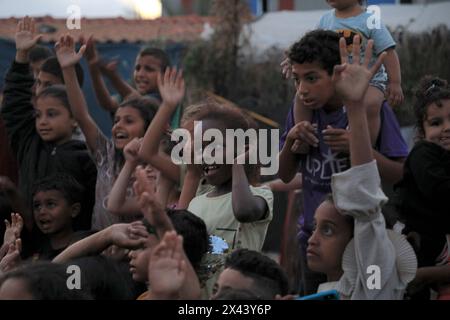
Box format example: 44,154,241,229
55,35,86,68
158,67,185,109
15,17,41,51
333,36,385,103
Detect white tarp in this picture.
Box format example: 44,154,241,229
242,3,450,53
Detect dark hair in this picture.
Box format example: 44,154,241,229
225,248,290,298
32,173,84,206
28,45,53,63
413,76,450,138
323,193,355,232
193,101,261,184
0,261,92,299
214,287,263,300
167,209,209,268
289,30,341,76
64,256,139,300
36,84,72,114
40,57,84,87
139,47,171,73
118,97,159,132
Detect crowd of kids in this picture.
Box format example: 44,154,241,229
0,3,448,299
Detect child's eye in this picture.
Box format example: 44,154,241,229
321,225,334,237
46,202,56,209
33,203,42,211
306,75,317,82
430,119,441,126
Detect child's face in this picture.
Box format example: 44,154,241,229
133,55,162,95
35,71,63,96
112,106,146,150
128,235,159,283
292,61,340,112
0,278,34,300
35,96,76,145
423,100,450,151
326,0,359,10
211,268,255,300
307,201,353,281
32,190,78,236
196,120,233,187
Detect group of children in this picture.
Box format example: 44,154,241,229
0,0,448,300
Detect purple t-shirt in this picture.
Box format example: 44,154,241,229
280,101,408,247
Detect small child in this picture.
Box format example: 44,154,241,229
291,0,403,148
54,34,158,230
31,174,91,260
394,76,450,299
305,36,416,299
82,35,170,113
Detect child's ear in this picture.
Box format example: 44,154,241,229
71,203,81,218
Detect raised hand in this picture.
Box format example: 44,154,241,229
134,166,172,236
3,213,23,246
333,36,386,104
148,231,186,299
287,121,319,148
0,239,22,273
124,138,142,166
55,34,86,69
80,34,99,65
15,16,42,52
108,222,149,249
281,56,292,80
158,67,185,109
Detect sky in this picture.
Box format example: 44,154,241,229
0,0,162,19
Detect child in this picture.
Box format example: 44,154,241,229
278,29,408,294
54,34,158,230
292,0,403,148
184,104,274,253
211,248,290,300
81,35,170,113
1,18,96,232
394,76,450,299
28,45,53,81
305,35,416,299
31,174,92,260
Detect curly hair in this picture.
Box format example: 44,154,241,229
413,76,450,138
288,29,341,76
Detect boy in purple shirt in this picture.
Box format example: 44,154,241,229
279,30,408,295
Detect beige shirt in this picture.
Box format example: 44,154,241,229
188,186,273,252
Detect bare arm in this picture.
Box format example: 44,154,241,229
232,164,268,223
107,138,142,215
139,68,185,183
373,151,405,184
264,173,302,192
384,48,404,107
101,63,140,100
53,223,148,263
55,35,99,152
177,166,202,209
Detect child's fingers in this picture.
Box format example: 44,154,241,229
175,69,184,88
163,67,171,86
364,40,374,68
339,37,348,64
30,18,35,34
15,239,22,253
78,44,87,57
4,219,10,228
352,35,361,65
169,67,177,84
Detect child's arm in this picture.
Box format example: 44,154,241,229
107,138,142,216
383,48,404,107
1,17,41,159
99,60,140,100
139,67,185,183
55,35,100,152
231,164,269,223
263,173,302,192
52,222,148,263
332,36,416,299
408,265,450,296
177,165,202,209
80,35,120,113
134,167,202,299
